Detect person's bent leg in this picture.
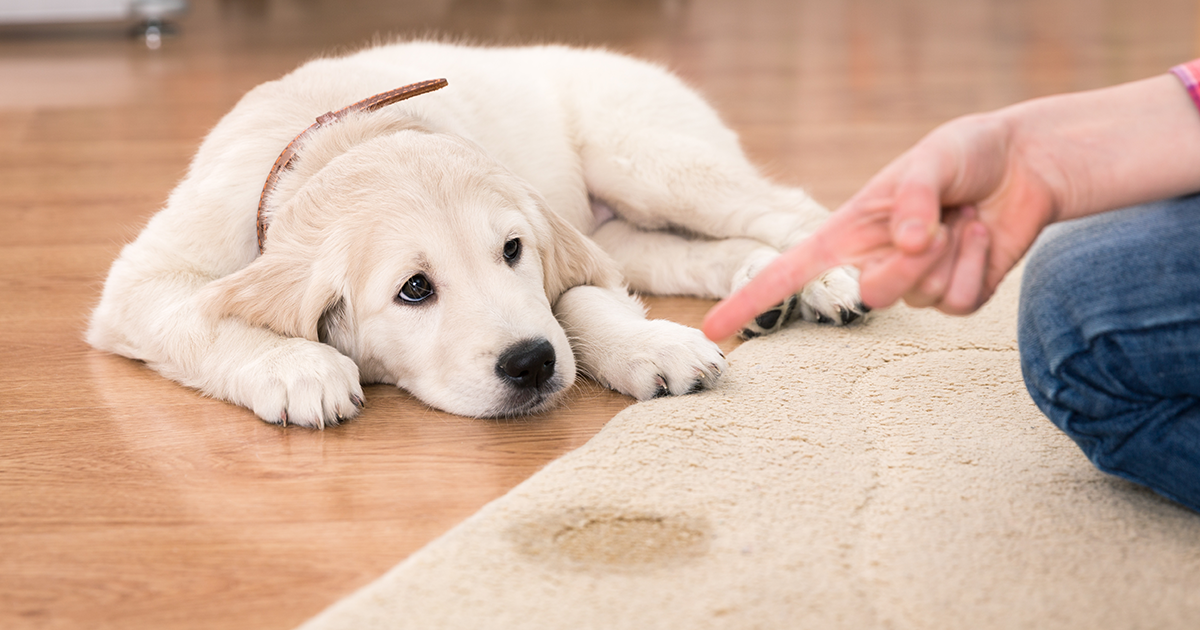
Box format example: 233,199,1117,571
1019,195,1200,513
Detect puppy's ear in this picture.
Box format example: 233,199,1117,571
199,252,341,342
533,200,624,300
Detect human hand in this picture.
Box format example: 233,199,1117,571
703,111,1058,341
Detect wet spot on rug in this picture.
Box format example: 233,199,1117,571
509,507,710,571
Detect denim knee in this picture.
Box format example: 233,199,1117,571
1018,199,1200,512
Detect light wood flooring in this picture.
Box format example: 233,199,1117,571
1,1,1196,628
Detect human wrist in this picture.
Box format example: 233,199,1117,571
984,99,1071,225
1169,59,1200,112
1003,73,1200,223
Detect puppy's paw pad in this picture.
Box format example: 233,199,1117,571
738,296,798,339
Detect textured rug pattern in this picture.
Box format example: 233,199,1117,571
299,274,1200,629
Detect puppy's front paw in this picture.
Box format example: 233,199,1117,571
234,338,364,429
596,320,727,401
796,266,867,326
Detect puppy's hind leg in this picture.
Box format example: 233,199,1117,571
582,130,822,250
591,218,863,339
591,218,777,299
582,131,865,334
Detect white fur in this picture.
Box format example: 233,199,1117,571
88,42,861,428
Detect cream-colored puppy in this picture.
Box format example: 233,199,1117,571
88,42,863,428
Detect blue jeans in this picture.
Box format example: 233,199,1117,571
1019,195,1200,513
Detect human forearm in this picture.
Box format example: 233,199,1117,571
1004,73,1200,223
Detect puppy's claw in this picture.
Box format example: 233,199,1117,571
653,375,670,398
351,394,365,409
822,301,867,325
839,305,869,325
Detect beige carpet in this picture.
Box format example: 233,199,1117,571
298,271,1200,630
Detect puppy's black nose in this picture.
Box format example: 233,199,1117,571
496,339,556,389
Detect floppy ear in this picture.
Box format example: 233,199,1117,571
198,252,341,342
532,200,625,301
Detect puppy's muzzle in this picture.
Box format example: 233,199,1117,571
496,338,556,389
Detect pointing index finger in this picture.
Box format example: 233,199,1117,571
702,232,840,341
701,197,897,342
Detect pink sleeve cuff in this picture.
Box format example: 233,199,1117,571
1170,59,1200,113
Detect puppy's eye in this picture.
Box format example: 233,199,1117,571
503,238,521,265
397,274,434,303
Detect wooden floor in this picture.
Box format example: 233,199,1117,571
1,1,1195,628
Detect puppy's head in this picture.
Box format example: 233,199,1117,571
202,129,619,417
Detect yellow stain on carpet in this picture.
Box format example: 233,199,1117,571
511,508,710,569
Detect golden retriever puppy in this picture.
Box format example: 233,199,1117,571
88,42,863,428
